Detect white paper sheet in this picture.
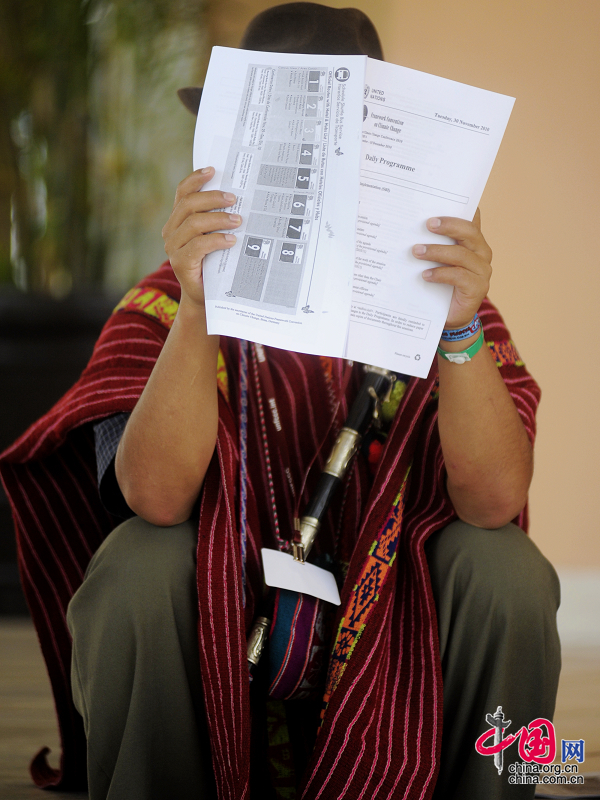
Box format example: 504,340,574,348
346,59,515,377
193,47,366,358
261,548,341,605
193,48,514,377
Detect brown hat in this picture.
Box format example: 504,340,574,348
177,3,383,115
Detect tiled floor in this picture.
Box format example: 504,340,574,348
1,617,599,799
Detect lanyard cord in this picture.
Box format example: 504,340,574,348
245,354,395,677
250,343,287,551
253,344,296,542
251,344,354,551
239,340,249,602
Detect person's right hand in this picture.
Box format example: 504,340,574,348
162,167,241,306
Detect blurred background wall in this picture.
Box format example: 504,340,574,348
0,0,598,620
205,0,599,575
205,0,600,612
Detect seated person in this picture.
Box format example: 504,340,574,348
0,5,560,800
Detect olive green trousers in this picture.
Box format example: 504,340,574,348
67,518,561,800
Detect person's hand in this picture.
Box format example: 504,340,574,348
413,208,492,328
162,167,241,306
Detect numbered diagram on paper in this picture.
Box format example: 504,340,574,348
245,212,311,241
272,69,326,121
256,141,319,191
230,237,273,300
267,111,324,143
230,235,306,309
271,92,325,119
261,141,319,167
224,64,330,313
251,190,315,219
268,68,327,142
275,67,326,93
279,243,304,264
256,164,318,191
264,241,306,306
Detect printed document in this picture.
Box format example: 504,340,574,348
193,47,514,377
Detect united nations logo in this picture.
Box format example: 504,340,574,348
364,84,370,98
335,67,350,81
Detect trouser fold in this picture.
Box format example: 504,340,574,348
68,516,561,800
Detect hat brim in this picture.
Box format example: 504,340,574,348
177,86,203,116
177,4,383,116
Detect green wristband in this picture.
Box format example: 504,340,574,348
437,327,485,364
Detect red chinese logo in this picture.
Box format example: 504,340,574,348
476,717,556,765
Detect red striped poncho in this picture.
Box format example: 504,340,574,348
0,262,540,798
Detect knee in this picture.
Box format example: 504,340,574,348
427,520,561,627
76,516,198,614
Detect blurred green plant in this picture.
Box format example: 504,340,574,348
0,0,205,295
0,0,89,292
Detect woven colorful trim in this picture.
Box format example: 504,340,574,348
113,286,229,401
321,466,411,719
487,339,524,368
114,286,179,329
216,350,229,402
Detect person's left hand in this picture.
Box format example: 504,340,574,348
412,208,492,329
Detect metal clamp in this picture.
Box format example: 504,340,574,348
293,516,321,563
367,385,382,425
323,428,361,479
247,616,271,667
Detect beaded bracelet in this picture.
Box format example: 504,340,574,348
441,313,481,342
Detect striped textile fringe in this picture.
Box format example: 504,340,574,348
0,263,540,798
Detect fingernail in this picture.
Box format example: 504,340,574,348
200,167,212,174
223,192,236,203
413,244,427,256
224,234,236,242
428,218,441,229
228,214,241,223
422,269,433,279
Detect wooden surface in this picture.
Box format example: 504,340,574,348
1,617,598,798
0,618,86,799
